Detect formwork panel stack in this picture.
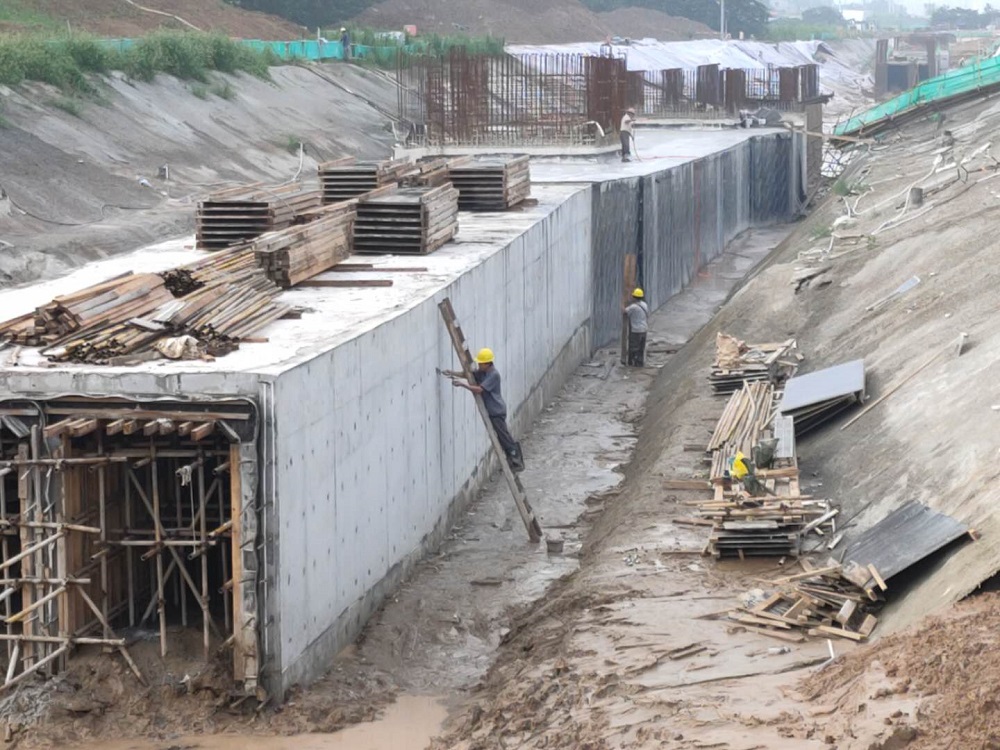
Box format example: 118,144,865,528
353,185,459,255
317,157,415,204
196,184,322,251
448,155,531,210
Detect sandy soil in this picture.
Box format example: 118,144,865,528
353,0,713,44
5,0,302,38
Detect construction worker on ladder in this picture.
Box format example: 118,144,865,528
448,348,525,472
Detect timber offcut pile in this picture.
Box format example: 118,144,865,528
196,184,322,251
710,333,800,395
448,156,531,210
728,561,883,643
354,185,459,255
318,157,415,204
255,205,355,288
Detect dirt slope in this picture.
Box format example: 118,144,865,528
353,0,713,43
1,0,302,38
0,63,398,285
426,91,1000,749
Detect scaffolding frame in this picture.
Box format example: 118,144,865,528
0,400,259,695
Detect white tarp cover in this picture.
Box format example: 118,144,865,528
506,39,833,73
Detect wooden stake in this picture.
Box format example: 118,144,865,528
620,253,637,366
150,446,167,658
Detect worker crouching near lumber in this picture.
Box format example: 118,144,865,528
623,287,648,366
449,348,525,473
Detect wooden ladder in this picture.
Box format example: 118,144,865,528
438,298,543,543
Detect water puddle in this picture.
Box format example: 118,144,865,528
75,695,446,750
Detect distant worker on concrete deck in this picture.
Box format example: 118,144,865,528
623,288,648,366
620,107,636,163
450,348,525,472
341,27,351,60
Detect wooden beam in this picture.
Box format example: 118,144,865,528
122,419,139,435
158,420,176,436
68,419,99,438
191,422,215,441
105,419,126,436
297,279,393,288
177,422,194,437
42,419,75,439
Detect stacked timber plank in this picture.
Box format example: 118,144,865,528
728,562,883,642
400,157,464,188
0,273,174,347
160,245,262,296
196,184,322,250
447,156,531,210
707,381,775,483
44,267,288,363
710,333,800,395
697,496,834,559
254,205,355,288
354,185,459,255
317,157,415,204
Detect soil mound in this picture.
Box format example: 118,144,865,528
352,0,712,43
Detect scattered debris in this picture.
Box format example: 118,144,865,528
709,334,799,394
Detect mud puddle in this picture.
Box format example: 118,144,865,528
73,696,446,750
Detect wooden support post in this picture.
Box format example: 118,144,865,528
97,433,109,641
218,479,230,633
150,445,167,658
438,298,542,542
620,253,638,366
198,452,210,661
125,472,135,627
230,443,244,682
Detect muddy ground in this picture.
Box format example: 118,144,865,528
1,219,792,749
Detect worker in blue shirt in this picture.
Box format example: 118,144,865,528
449,348,525,472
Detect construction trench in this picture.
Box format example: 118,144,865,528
1,38,999,750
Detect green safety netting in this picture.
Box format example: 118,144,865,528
835,54,1000,136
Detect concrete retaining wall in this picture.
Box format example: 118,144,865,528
263,131,802,697
591,133,802,347
265,188,594,693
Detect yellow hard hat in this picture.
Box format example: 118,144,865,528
632,288,644,298
475,348,494,364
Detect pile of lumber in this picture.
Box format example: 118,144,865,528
708,381,775,482
0,273,174,347
710,333,800,395
317,157,414,204
448,156,531,210
160,245,262,296
254,205,355,288
697,496,836,558
728,561,883,642
44,269,288,363
196,184,321,251
400,157,461,188
354,185,459,255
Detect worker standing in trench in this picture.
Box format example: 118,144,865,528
620,107,636,162
623,288,648,366
447,348,526,472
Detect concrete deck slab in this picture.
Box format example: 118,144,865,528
0,184,586,379
530,127,785,183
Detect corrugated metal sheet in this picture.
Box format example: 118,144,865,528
779,359,866,413
844,500,970,581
